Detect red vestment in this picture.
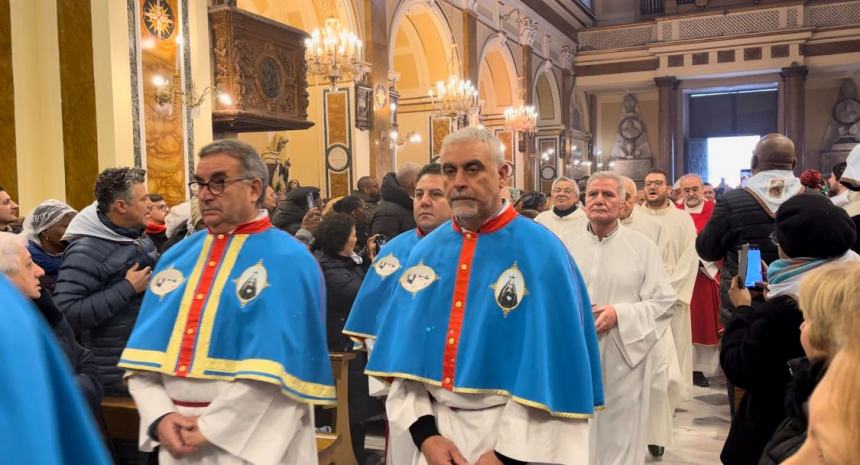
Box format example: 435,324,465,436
678,200,723,345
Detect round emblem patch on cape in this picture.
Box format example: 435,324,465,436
399,261,438,295
150,267,185,298
490,263,528,316
373,253,402,278
234,261,269,307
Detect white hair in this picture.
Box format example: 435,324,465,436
0,232,27,275
396,162,421,186
620,176,638,200
679,173,704,185
440,127,505,166
587,171,626,199
551,176,579,194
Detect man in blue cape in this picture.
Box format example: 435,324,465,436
366,127,604,465
0,275,112,464
344,162,452,349
119,140,334,464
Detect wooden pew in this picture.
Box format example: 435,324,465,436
100,353,355,465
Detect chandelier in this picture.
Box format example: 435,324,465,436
304,16,368,88
153,72,232,116
428,76,480,118
504,105,538,133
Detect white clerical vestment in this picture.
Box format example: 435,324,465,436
385,380,590,465
128,374,317,465
535,207,587,238
642,203,699,409
563,224,676,465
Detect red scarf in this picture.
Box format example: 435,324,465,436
145,221,167,235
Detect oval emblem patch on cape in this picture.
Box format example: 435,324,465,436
150,267,185,298
373,253,401,279
490,263,528,316
234,260,269,307
399,261,438,295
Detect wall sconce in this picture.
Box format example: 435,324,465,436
380,129,421,148
153,72,232,116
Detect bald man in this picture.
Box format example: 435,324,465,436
696,134,802,323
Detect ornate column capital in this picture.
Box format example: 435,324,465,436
519,17,538,48
560,45,576,69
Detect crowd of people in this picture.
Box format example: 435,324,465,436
0,128,859,465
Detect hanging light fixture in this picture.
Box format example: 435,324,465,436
304,0,368,88
427,43,481,124
503,105,538,133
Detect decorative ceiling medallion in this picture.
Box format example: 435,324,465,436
143,0,175,40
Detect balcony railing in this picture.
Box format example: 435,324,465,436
578,0,860,51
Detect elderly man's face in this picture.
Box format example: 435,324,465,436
441,140,507,226
585,178,622,226
413,174,452,233
194,153,262,233
681,176,704,208
551,180,578,211
7,247,44,299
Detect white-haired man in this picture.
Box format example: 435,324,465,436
535,176,585,237
678,174,722,387
119,140,335,464
366,127,603,465
563,171,676,465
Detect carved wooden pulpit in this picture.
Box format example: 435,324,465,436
209,4,314,133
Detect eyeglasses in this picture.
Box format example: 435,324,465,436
644,180,665,187
188,177,254,196
769,231,779,246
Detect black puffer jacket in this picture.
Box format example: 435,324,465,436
33,291,103,413
55,210,158,396
370,172,415,240
696,188,782,324
720,295,806,465
758,357,827,465
315,250,368,352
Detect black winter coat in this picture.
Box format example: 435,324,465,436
272,200,308,235
696,188,783,324
720,295,806,465
33,291,103,413
316,251,368,352
54,219,158,396
370,172,415,240
758,357,827,465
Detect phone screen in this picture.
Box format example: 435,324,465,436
745,246,763,288
740,169,752,188
306,192,315,210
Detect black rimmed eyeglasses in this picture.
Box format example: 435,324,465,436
769,231,779,246
188,177,254,196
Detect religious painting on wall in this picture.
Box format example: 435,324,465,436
355,82,372,131
430,116,452,163
139,0,187,205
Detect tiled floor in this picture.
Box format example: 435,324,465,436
649,375,731,465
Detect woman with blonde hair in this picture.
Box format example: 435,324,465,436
760,261,860,464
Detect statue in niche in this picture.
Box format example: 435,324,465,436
611,94,653,160
821,79,860,169
261,134,291,194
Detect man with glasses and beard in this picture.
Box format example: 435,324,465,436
119,140,335,464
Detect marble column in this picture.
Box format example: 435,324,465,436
655,76,680,179
462,6,478,84
520,18,538,191
364,0,392,176
560,46,575,165
780,65,807,171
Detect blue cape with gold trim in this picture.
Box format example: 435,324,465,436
343,229,421,344
119,226,335,405
366,214,604,418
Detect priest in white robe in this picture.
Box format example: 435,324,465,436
563,171,676,465
642,169,699,418
535,176,586,237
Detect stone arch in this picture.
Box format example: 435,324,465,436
477,34,519,116
533,65,562,126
